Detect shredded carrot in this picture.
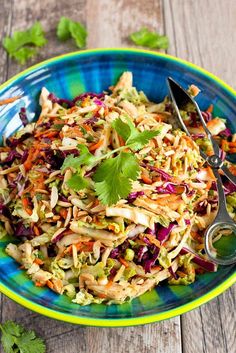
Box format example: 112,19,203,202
46,280,54,289
97,293,107,299
141,171,152,185
206,166,215,180
108,224,116,232
118,257,129,268
145,234,161,248
23,148,35,171
33,225,40,236
152,265,161,271
63,229,74,236
22,198,32,215
176,270,186,278
83,241,95,251
118,135,125,146
82,124,92,132
35,130,58,139
190,231,203,243
221,139,229,152
75,242,83,251
35,281,44,287
229,148,236,154
195,244,205,250
207,104,213,113
105,279,114,289
0,96,21,106
229,165,236,176
89,139,104,152
68,106,77,113
34,258,44,265
64,245,73,254
59,208,68,219
206,180,212,190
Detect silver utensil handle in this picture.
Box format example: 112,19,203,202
204,168,236,265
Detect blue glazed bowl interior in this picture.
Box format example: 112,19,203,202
0,49,235,324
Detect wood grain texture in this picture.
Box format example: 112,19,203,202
164,0,236,88
0,0,235,352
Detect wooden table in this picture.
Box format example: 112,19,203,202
0,1,235,352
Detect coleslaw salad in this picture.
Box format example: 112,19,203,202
1,67,236,306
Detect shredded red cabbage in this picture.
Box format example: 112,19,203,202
144,246,160,273
73,92,105,104
157,223,176,244
3,150,21,164
110,248,119,259
223,180,236,195
156,182,193,196
201,111,212,123
127,191,145,203
6,133,32,147
15,223,34,238
93,98,105,107
19,107,28,126
149,167,172,181
180,247,217,272
219,128,232,139
137,245,148,262
168,266,178,279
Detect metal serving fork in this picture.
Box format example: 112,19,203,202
167,77,236,265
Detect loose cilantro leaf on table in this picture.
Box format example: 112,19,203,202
130,27,169,49
112,116,160,151
0,320,46,353
93,152,140,206
57,17,87,48
2,22,47,64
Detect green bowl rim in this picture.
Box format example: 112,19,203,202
0,48,235,327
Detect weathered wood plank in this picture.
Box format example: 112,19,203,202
164,0,236,89
163,1,236,353
86,0,164,48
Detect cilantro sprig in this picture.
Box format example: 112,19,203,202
93,152,139,206
57,17,87,48
0,320,46,353
129,27,169,49
3,22,47,64
111,116,160,151
61,119,160,205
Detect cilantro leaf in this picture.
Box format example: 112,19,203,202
16,331,45,353
61,145,95,171
67,173,89,191
0,320,46,353
127,130,160,150
69,22,87,49
93,152,140,205
57,17,87,48
3,22,47,64
130,27,169,49
56,17,71,41
112,117,160,151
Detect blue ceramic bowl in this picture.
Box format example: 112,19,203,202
0,49,235,326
